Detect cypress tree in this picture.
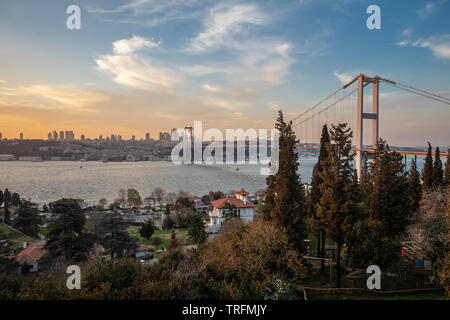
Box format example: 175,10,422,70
263,110,307,253
369,140,412,236
308,124,330,274
316,123,358,288
422,142,433,190
408,157,422,212
444,148,450,186
167,227,178,250
432,147,443,187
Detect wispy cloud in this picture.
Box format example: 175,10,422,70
333,71,354,84
87,0,205,26
396,40,409,47
112,35,160,55
417,1,446,19
188,3,268,52
0,81,110,110
412,34,450,59
96,36,179,90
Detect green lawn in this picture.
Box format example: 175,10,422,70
0,222,35,252
129,227,190,250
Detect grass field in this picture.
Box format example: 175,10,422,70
0,222,35,252
129,227,190,250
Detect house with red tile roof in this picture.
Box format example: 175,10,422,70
206,189,255,233
14,243,47,272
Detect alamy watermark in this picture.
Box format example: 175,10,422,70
170,121,279,176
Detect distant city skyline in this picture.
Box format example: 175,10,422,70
0,0,449,146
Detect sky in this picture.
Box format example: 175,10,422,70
0,0,449,147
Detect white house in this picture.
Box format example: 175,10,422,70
206,189,255,233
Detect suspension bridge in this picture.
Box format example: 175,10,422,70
290,74,450,176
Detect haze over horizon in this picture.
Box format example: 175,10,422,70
0,0,449,146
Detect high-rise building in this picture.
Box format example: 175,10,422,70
145,132,150,141
48,132,52,140
132,135,135,141
118,135,122,141
0,132,2,140
59,131,64,140
53,131,58,140
99,135,103,141
20,133,23,140
80,135,85,141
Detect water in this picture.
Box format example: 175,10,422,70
0,155,433,206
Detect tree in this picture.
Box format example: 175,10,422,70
140,221,155,240
188,213,207,244
432,147,443,187
98,198,107,209
444,148,450,186
316,123,358,288
409,187,448,276
166,192,177,206
359,155,372,207
13,205,42,237
369,140,412,236
116,189,127,208
153,188,165,210
96,213,138,259
422,142,433,190
307,124,330,274
11,193,20,207
45,200,94,261
408,157,422,212
263,110,307,253
3,189,11,224
127,188,141,208
167,227,178,250
163,215,175,229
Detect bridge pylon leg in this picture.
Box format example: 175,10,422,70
355,74,379,178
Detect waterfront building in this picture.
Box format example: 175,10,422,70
206,189,255,233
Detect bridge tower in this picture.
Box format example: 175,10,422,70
351,74,380,178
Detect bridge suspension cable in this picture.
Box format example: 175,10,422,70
292,86,357,128
379,79,450,106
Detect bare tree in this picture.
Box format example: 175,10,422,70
153,188,165,210
116,189,127,208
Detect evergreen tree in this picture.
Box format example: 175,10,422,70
3,189,11,224
444,148,450,186
45,200,94,261
408,157,422,212
187,213,207,244
307,124,330,274
359,155,372,207
432,147,443,187
11,193,20,206
139,221,155,240
316,123,358,288
13,205,42,237
167,227,178,250
97,213,137,258
369,140,412,236
422,142,433,190
263,110,307,253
